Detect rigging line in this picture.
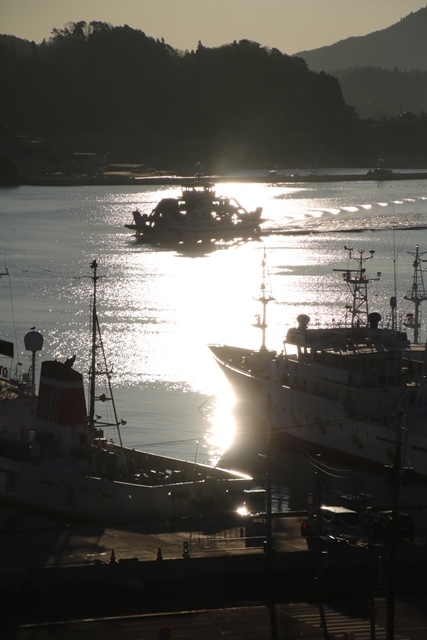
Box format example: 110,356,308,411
300,448,356,477
294,441,358,474
198,394,215,412
0,255,71,278
1,266,19,350
380,227,410,298
126,438,205,448
301,451,351,479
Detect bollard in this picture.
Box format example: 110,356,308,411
156,546,163,561
110,549,116,564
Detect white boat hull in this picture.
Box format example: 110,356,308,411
210,345,427,481
0,350,253,524
0,447,252,523
126,219,262,241
125,179,263,241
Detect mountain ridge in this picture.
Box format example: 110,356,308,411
296,7,427,73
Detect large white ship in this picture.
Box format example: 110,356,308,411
210,247,427,482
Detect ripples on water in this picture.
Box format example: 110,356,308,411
1,176,427,507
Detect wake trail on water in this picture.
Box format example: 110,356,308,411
263,224,427,237
264,193,427,236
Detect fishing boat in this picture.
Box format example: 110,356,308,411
209,247,427,482
366,154,398,179
125,177,263,241
0,260,255,524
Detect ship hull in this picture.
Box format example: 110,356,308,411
209,344,427,482
0,445,251,524
125,219,262,241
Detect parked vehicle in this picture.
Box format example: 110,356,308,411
370,510,415,543
301,505,361,542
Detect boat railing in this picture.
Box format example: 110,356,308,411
0,369,32,398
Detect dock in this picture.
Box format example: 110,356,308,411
2,512,427,625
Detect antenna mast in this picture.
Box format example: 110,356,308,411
333,248,381,329
403,245,427,345
253,249,275,350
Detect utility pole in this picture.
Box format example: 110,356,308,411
265,393,273,559
386,412,403,640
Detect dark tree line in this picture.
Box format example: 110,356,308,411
1,21,418,169
335,66,427,119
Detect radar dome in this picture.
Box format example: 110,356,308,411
24,330,44,353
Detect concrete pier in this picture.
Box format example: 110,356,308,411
1,512,427,625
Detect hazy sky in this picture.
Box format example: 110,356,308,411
2,0,427,54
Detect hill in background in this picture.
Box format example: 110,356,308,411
295,7,427,119
296,8,427,73
0,24,355,172
1,14,427,174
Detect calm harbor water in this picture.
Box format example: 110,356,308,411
2,173,427,512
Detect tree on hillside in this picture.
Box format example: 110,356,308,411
0,22,355,165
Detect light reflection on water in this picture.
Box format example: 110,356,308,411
1,178,427,475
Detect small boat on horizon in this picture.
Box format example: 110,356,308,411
0,261,256,524
209,246,427,483
366,155,398,179
125,176,264,242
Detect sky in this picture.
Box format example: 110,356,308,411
1,0,427,55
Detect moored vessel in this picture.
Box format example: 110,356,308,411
0,261,254,524
210,246,427,481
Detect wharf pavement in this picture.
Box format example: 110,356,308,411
0,513,307,574
2,512,427,625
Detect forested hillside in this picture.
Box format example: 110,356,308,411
1,20,427,174
335,67,427,119
295,8,427,120
296,8,427,73
0,21,355,168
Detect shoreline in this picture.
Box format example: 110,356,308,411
14,169,427,188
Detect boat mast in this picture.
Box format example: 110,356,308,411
403,245,427,345
253,249,275,350
87,260,127,473
334,247,381,329
391,228,397,332
88,259,100,429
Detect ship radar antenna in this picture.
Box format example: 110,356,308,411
333,247,381,330
403,245,427,345
253,248,275,350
